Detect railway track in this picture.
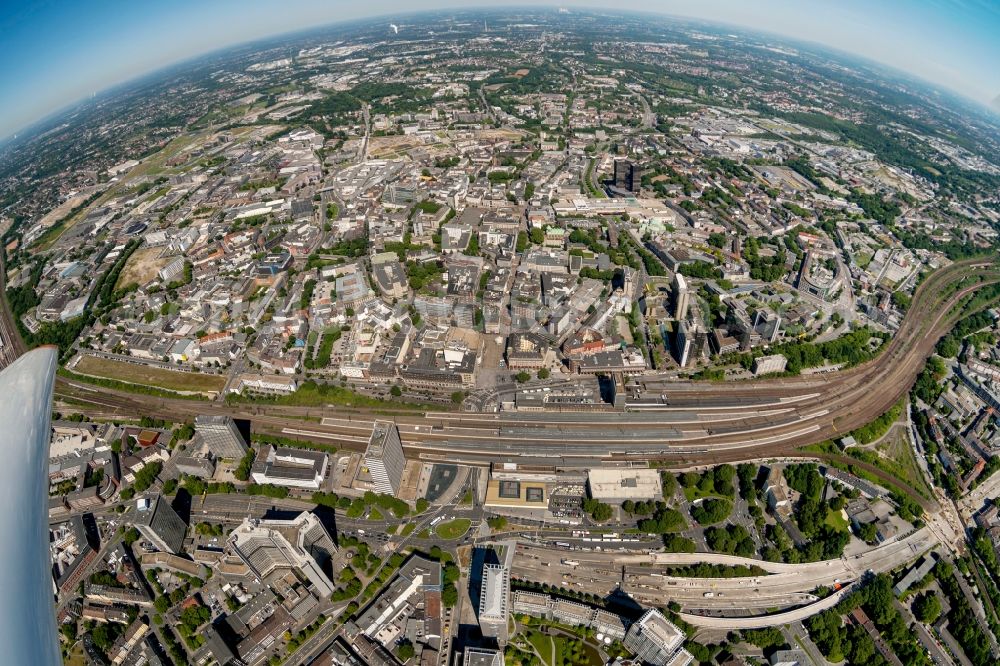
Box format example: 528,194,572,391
0,252,27,370
43,259,1000,498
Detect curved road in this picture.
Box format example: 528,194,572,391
678,583,853,629
513,527,933,619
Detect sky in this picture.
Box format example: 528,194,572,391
2,0,1000,139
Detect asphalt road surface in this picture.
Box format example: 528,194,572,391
512,527,934,612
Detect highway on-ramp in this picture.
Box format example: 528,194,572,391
677,583,854,629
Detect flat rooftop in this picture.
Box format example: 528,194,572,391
587,468,662,500
634,609,684,652
484,479,548,507
366,421,397,458
480,564,509,620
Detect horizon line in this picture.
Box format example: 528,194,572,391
3,4,999,145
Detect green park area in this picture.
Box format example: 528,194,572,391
434,518,471,540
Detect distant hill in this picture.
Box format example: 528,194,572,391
993,93,1000,113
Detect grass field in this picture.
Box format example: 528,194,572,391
825,507,849,531
802,415,934,503
523,629,601,666
434,518,471,540
683,486,729,502
115,246,171,289
527,631,554,666
236,379,445,411
74,355,225,395
64,645,86,666
400,523,416,537
872,426,934,499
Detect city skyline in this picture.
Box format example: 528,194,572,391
8,8,1000,665
2,0,1000,140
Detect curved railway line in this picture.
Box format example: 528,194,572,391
0,253,27,370
36,258,1000,505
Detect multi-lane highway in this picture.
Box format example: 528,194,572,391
511,528,934,625
676,584,854,630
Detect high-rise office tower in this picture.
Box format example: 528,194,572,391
476,541,515,645
613,159,642,192
134,495,187,554
673,273,690,321
676,320,693,368
363,421,406,496
195,415,248,460
627,163,642,192
478,563,511,643
614,159,629,190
